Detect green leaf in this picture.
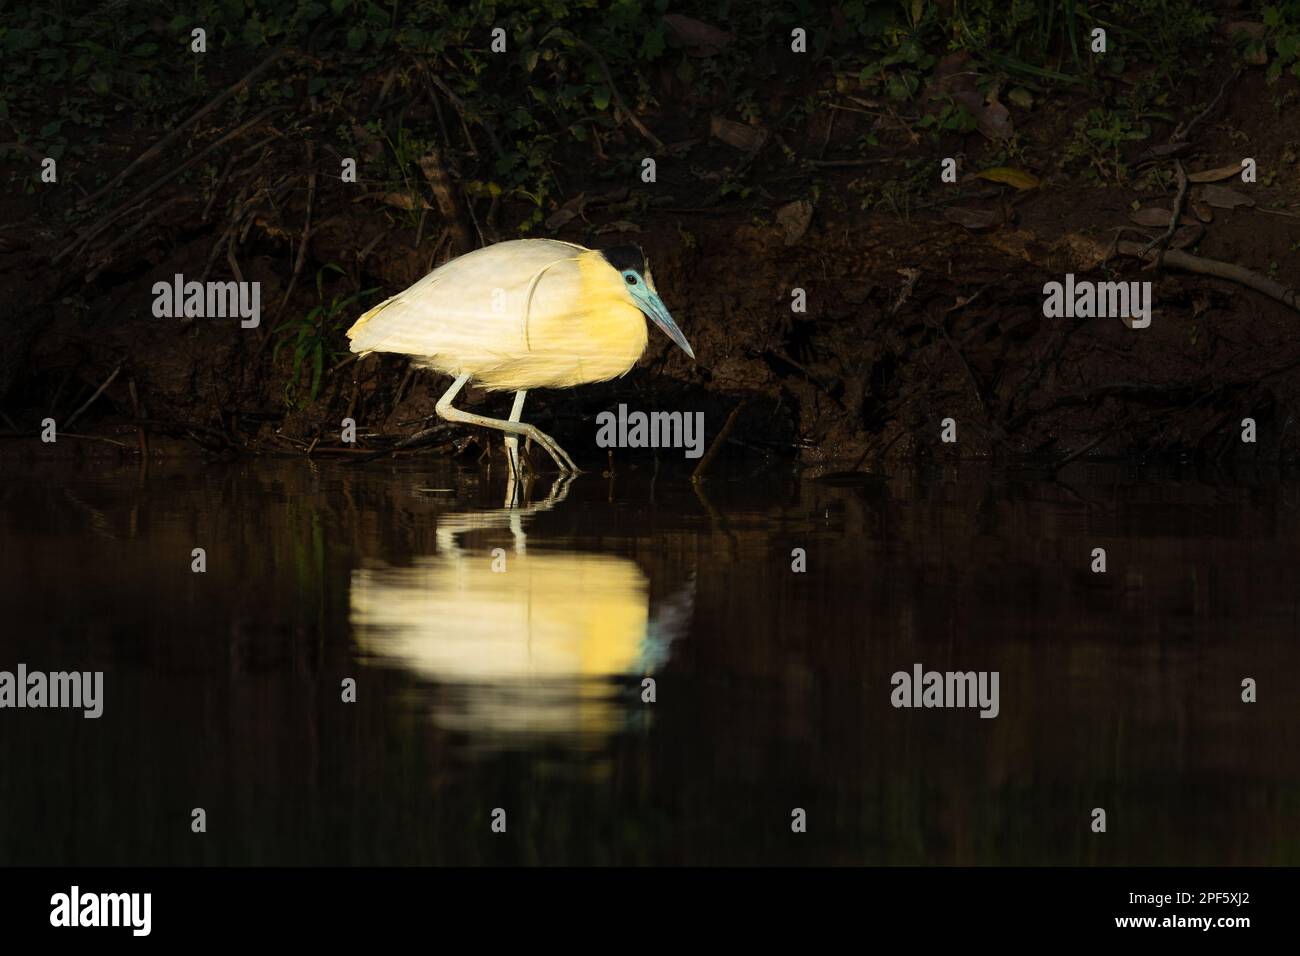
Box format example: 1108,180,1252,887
4,29,40,52
641,28,665,60
89,73,110,95
311,347,324,399
346,26,366,50
591,86,611,110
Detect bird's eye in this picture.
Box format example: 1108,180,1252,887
625,274,637,285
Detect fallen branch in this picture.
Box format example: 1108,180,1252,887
1115,241,1299,311
346,424,458,464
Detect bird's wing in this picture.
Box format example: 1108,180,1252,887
346,240,588,365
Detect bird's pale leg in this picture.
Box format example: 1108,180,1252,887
435,374,580,474
505,390,528,480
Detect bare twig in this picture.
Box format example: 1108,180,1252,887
926,310,995,433
345,424,457,464
64,364,122,430
1140,158,1188,269
225,230,245,284
692,398,748,481
85,196,188,282
1051,421,1125,471
57,106,288,265
888,267,921,317
1173,70,1237,144
202,153,237,221
58,433,131,448
327,354,360,378
127,377,148,457
943,279,998,315
356,228,391,269
392,363,415,408
573,38,664,151
806,157,899,167
76,47,288,210
1135,71,1237,165
201,217,237,286
423,62,505,158
273,141,317,323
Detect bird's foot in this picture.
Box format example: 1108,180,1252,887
522,424,581,474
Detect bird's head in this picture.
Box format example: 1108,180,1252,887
601,244,694,360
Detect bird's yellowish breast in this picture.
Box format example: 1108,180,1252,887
517,251,648,388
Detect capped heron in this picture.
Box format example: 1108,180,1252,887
347,239,694,475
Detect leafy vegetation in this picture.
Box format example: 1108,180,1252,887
273,264,377,408
1,1,1257,202
3,0,1296,410
1062,107,1151,184
1263,2,1300,81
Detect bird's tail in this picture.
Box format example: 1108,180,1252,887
346,298,394,353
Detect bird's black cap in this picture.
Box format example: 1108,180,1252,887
601,244,645,274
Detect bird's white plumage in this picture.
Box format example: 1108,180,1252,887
347,239,647,391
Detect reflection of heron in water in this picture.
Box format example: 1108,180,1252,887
350,476,693,748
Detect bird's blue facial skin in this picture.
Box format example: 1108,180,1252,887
622,269,695,360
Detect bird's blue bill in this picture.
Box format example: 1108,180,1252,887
629,281,695,360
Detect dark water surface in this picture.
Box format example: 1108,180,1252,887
1,458,1296,865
